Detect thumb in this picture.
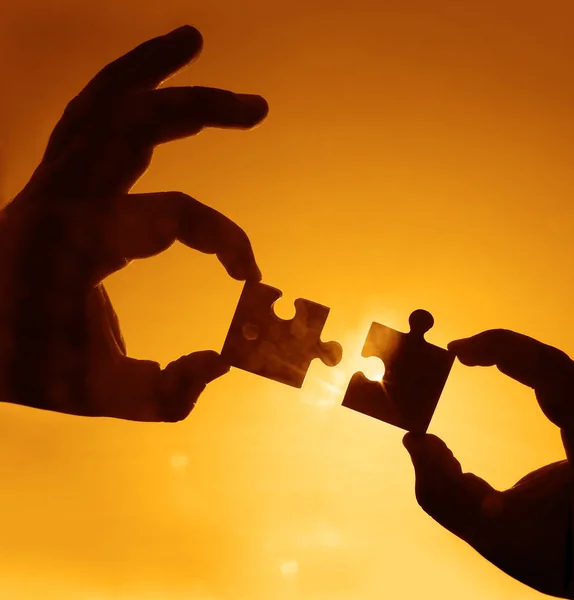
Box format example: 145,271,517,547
159,350,230,422
403,433,501,541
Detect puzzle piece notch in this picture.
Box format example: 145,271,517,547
342,309,454,433
221,282,343,388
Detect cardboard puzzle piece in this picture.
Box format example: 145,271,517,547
342,310,454,433
221,282,343,388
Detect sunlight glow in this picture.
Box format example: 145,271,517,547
303,327,386,409
169,454,189,471
280,559,299,578
6,7,571,600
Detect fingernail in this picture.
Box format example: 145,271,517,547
238,94,269,120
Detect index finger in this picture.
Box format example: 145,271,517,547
448,329,573,391
99,192,262,283
83,25,203,100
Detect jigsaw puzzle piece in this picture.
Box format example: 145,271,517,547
221,282,343,388
342,309,454,433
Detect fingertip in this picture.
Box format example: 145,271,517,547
237,257,262,283
447,338,467,353
402,431,423,453
250,264,263,283
447,338,483,367
160,25,204,66
226,261,262,284
403,431,441,448
202,352,231,382
173,350,230,384
402,433,434,469
237,93,269,127
165,24,203,47
216,222,261,283
403,433,453,466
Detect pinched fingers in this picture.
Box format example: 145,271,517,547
448,330,571,387
448,330,574,429
159,351,230,422
99,192,262,283
403,433,497,540
92,350,229,422
403,433,574,598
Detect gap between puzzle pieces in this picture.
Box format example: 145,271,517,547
342,309,455,434
221,282,343,388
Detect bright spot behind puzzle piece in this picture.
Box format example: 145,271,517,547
305,327,385,408
355,356,386,382
341,327,387,383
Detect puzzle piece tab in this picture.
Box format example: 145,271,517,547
342,310,454,433
221,282,343,388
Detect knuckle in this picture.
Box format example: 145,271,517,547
228,224,250,250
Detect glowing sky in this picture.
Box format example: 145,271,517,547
1,1,574,598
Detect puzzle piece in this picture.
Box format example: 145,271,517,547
221,282,343,388
342,310,454,433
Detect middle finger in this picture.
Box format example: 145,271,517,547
119,86,269,146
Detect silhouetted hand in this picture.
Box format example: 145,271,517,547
0,26,268,422
404,330,574,598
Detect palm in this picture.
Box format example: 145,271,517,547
0,26,267,421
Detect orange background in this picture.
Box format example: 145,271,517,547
1,1,573,598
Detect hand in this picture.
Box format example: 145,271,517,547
0,26,268,422
403,330,574,598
